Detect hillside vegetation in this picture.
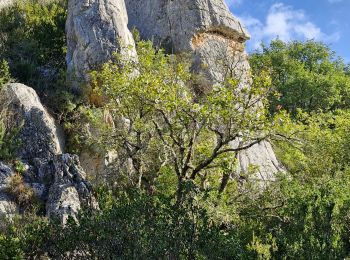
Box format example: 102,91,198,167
1,1,350,259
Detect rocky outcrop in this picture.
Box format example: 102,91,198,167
0,83,94,222
66,0,137,89
0,162,18,217
126,0,249,52
43,154,95,223
126,0,250,83
0,83,64,161
125,0,283,179
64,0,283,180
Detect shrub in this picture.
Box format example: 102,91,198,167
0,0,70,114
0,59,11,89
0,117,22,161
0,234,23,259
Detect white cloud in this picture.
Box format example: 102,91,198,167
238,3,341,50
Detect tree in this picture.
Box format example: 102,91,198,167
85,40,273,199
250,40,350,115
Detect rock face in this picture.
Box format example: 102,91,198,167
0,83,64,161
43,154,95,223
0,84,94,222
66,0,137,88
126,0,250,83
125,0,283,179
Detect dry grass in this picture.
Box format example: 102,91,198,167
6,173,36,208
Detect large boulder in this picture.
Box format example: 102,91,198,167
66,0,137,88
125,0,249,52
0,84,95,222
0,83,65,161
125,0,284,179
126,0,250,83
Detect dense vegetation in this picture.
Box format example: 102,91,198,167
251,40,350,115
1,1,350,259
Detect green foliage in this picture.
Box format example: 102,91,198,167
0,118,22,161
86,40,273,196
14,161,26,175
246,110,350,258
250,40,350,115
0,233,23,259
0,0,67,81
0,59,11,89
0,190,244,259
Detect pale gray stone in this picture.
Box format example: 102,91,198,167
0,0,13,9
0,83,65,161
45,154,95,224
0,161,18,216
66,0,137,89
0,84,95,222
126,0,249,53
0,194,18,217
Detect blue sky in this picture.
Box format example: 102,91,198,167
225,0,350,63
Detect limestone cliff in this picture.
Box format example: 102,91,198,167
125,0,283,179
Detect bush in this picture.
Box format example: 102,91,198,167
0,0,71,116
0,234,23,259
0,59,11,89
0,117,22,161
0,189,244,259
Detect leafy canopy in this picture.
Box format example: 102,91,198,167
86,40,274,196
250,40,350,115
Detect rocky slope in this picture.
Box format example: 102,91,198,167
0,0,283,221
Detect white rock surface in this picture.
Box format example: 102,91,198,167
126,0,249,53
0,83,65,161
66,0,137,88
0,0,13,9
